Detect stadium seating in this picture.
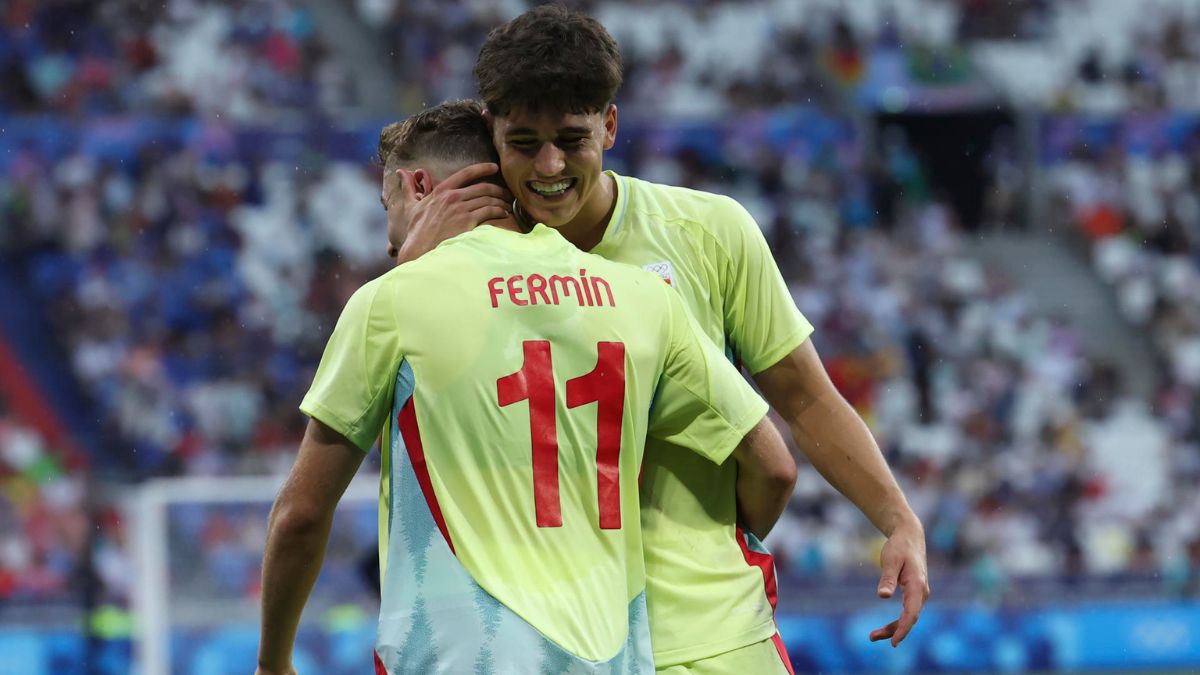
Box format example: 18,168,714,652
4,0,1200,672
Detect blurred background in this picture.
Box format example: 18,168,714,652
2,0,1200,672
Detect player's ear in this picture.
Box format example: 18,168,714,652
602,104,618,150
413,169,435,199
396,169,419,202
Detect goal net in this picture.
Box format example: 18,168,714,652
130,474,381,675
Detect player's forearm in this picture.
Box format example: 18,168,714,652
788,391,918,537
257,503,335,671
736,463,793,540
732,418,796,540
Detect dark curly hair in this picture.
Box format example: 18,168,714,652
474,4,623,116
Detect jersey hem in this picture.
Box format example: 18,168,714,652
651,618,778,667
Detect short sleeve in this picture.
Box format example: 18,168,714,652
647,284,769,465
300,279,403,452
714,197,814,374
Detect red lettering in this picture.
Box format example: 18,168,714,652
488,277,505,308
508,275,528,306
549,275,582,306
592,277,615,307
579,269,594,306
528,274,551,305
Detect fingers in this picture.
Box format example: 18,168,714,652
877,559,899,599
455,180,508,202
869,619,898,643
438,162,500,190
889,574,928,647
889,603,919,647
462,194,511,226
460,194,510,211
468,203,512,226
866,604,919,648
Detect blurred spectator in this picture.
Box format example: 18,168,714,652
0,393,92,603
0,0,348,119
354,0,966,116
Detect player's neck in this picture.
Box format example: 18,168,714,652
559,172,617,252
483,215,524,234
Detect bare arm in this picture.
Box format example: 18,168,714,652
753,339,929,647
730,415,796,540
256,419,366,674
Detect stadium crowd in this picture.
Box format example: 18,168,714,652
0,0,350,119
0,395,83,602
3,0,1200,623
1041,117,1200,591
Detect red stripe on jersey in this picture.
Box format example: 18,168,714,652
398,398,455,555
735,526,777,610
771,631,796,675
374,650,388,675
736,526,795,672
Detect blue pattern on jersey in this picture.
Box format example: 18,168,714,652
473,580,502,639
474,646,496,675
540,636,579,675
396,596,435,671
623,595,647,675
389,362,438,586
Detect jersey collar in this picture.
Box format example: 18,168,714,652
593,171,629,253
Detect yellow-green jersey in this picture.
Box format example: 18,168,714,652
300,223,769,674
589,172,815,667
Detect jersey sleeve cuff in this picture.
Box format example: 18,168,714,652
705,396,770,466
743,324,814,375
299,399,374,453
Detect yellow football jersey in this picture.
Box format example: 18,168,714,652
301,223,768,673
590,172,815,666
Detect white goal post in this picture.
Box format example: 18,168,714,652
130,473,381,675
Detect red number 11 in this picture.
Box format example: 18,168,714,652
497,340,627,530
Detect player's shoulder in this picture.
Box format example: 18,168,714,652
344,257,437,315
620,173,758,243
577,246,671,289
339,270,397,319
374,236,469,289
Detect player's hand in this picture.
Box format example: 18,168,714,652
394,162,511,263
869,519,929,647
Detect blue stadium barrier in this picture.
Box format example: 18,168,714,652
0,111,856,173
4,599,1199,673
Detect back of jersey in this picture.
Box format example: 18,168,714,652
386,223,668,671
302,223,764,675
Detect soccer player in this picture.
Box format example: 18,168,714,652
396,7,931,674
255,101,796,675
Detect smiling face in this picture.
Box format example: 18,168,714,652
489,104,617,245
